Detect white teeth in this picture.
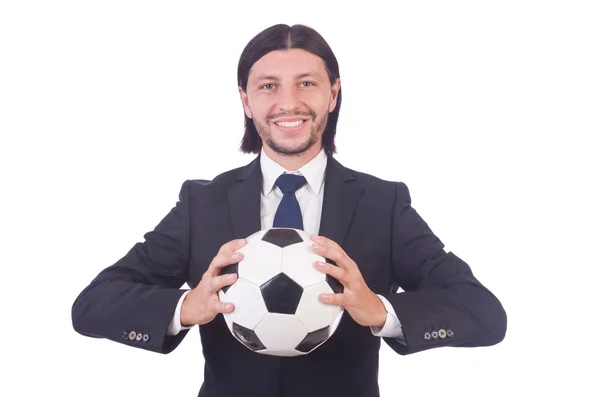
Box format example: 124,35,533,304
275,120,304,127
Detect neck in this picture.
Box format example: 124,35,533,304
263,144,322,171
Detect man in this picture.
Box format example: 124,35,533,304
72,24,507,397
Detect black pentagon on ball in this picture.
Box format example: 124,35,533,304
232,322,266,351
296,326,330,353
325,259,344,293
219,263,238,293
260,273,303,314
262,228,303,248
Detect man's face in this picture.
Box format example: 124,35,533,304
240,49,340,156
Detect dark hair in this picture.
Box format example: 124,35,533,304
237,24,341,157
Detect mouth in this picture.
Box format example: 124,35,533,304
273,119,308,133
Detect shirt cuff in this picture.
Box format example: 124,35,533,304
370,294,406,344
167,290,193,336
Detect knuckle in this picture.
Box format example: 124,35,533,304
215,252,232,267
218,274,229,287
219,242,233,255
201,272,212,285
224,238,243,253
214,252,225,265
207,277,216,291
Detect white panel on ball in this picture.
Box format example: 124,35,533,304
295,281,343,333
219,278,268,330
254,313,308,351
281,242,326,288
259,348,306,357
237,235,283,286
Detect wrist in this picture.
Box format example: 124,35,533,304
180,292,194,326
372,294,387,328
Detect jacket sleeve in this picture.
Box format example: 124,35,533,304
380,182,507,355
71,180,192,354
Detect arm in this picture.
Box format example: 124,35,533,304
71,180,192,354
380,182,507,355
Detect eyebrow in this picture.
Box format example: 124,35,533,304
253,72,321,83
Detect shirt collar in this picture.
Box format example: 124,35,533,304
260,146,327,196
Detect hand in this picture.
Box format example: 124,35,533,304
310,235,387,328
180,238,247,326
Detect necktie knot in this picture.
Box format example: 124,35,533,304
275,173,306,194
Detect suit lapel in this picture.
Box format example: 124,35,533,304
227,155,263,239
227,152,363,248
318,155,363,247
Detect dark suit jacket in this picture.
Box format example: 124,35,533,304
72,153,507,397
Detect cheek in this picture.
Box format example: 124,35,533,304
302,92,331,111
247,101,270,120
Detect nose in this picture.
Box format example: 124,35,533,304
277,85,301,113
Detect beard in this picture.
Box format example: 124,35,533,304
254,110,328,156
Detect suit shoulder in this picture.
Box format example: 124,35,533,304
339,162,411,203
178,161,253,197
343,164,407,190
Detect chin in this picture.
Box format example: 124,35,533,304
267,136,316,156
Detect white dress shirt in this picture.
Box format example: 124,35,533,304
167,147,406,344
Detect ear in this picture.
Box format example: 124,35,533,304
328,78,341,113
239,87,253,119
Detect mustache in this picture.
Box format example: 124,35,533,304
266,110,316,122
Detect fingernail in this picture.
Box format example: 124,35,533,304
227,274,236,281
315,261,325,268
320,294,330,301
232,252,241,259
238,239,246,246
225,303,233,310
313,244,322,250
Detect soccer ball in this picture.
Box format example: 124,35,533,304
218,228,344,357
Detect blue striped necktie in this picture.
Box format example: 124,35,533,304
273,173,307,230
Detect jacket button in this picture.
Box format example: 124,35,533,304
135,333,143,342
424,332,431,340
447,329,454,337
439,329,447,338
128,331,137,340
431,331,438,339
122,331,128,340
142,334,150,343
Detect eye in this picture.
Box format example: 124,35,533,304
300,81,315,88
260,83,276,90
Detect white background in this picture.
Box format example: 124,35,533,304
1,0,599,396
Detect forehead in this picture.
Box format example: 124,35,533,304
248,49,328,82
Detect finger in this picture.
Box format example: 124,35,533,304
318,292,345,306
209,272,238,293
311,236,360,275
218,238,247,256
208,250,244,276
213,300,235,313
208,238,246,276
311,241,351,271
314,261,350,285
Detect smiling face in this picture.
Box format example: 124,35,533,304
239,49,340,164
